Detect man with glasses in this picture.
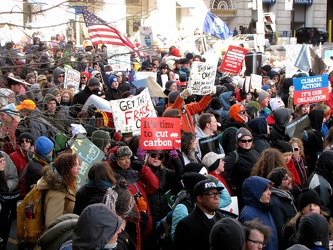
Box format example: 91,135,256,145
243,218,272,250
51,67,65,88
174,180,225,250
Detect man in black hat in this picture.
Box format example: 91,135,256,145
174,180,225,250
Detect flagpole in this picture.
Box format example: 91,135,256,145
201,33,207,54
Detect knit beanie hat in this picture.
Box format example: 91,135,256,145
209,218,246,250
267,167,288,188
18,132,35,146
0,103,18,118
290,213,329,249
48,87,61,97
88,77,101,87
316,104,331,120
182,172,207,198
165,80,175,90
72,204,122,250
91,130,111,150
35,136,54,155
168,91,180,104
115,146,132,159
275,140,293,153
235,127,253,141
184,163,207,175
298,188,322,211
257,90,269,103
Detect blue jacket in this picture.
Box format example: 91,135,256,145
239,176,278,250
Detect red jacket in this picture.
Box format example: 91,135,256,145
286,158,302,187
9,146,29,196
209,171,232,195
168,95,212,133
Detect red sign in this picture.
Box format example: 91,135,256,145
293,87,329,105
220,45,248,74
140,117,181,150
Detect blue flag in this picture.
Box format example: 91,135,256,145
203,11,232,40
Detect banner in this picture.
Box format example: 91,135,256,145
220,45,248,74
135,71,157,81
187,60,218,95
293,74,329,105
71,134,105,188
110,88,156,133
64,68,80,93
107,46,131,72
140,117,181,150
284,44,303,77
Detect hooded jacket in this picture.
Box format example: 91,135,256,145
247,117,271,154
303,109,324,174
240,176,278,250
36,164,76,227
307,150,333,212
219,91,234,123
52,68,65,86
42,93,72,135
269,108,291,147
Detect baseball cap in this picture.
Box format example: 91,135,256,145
201,152,225,171
193,180,224,197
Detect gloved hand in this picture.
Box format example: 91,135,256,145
169,149,178,160
137,146,147,161
136,197,147,212
180,88,193,99
131,158,144,172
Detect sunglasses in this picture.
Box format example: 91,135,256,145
238,111,247,115
150,153,163,160
240,139,253,143
58,75,64,78
20,138,32,143
95,75,101,78
293,147,300,152
81,76,87,79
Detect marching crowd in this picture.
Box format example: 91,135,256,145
0,38,333,250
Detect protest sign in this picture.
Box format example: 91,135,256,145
82,94,112,112
110,88,156,133
187,60,218,95
250,74,262,90
284,44,303,77
285,114,311,139
71,134,105,188
140,117,181,150
198,134,222,159
220,45,248,74
139,26,154,48
64,68,80,93
293,74,329,105
135,71,157,81
107,46,131,72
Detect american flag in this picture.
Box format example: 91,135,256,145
82,8,136,51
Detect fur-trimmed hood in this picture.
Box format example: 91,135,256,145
37,163,68,193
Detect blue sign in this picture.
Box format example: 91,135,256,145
294,0,313,5
263,0,276,3
293,75,328,91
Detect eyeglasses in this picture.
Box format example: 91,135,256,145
247,239,266,247
20,139,32,143
95,75,101,78
202,191,221,198
240,139,253,143
58,75,64,78
293,147,300,152
150,153,163,160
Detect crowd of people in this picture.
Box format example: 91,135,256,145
0,36,333,250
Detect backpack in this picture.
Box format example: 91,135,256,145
17,185,46,244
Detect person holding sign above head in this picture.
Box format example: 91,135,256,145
167,87,213,133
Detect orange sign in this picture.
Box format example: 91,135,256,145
140,117,181,150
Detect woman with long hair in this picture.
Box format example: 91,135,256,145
36,152,80,227
251,148,286,178
289,137,308,187
180,132,199,166
73,162,117,215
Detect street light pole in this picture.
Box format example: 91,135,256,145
256,0,265,52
